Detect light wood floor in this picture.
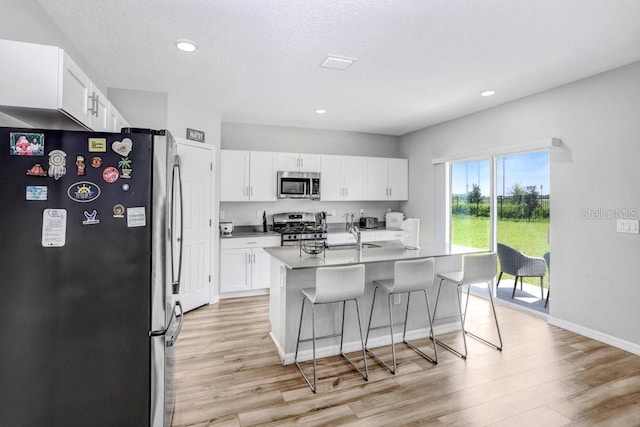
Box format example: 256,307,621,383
172,295,640,426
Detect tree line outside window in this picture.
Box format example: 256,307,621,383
452,183,550,221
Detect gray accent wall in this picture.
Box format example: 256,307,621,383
399,61,640,352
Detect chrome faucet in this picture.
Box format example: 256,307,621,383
347,213,362,251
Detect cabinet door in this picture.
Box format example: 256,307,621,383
249,151,277,201
320,155,343,200
251,248,272,289
276,152,300,171
88,84,109,132
220,150,249,201
365,157,389,201
299,154,321,172
388,158,408,200
342,156,366,200
60,52,92,127
220,249,251,292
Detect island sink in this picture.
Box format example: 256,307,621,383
326,243,381,251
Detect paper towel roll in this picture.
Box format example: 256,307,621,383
401,218,420,250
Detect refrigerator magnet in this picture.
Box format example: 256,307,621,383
90,156,103,168
76,155,86,176
42,208,67,247
126,207,146,228
67,181,101,203
82,210,100,225
102,166,119,183
88,138,107,152
10,132,44,156
113,204,125,218
48,150,67,180
26,163,47,176
118,157,132,179
26,185,48,201
112,138,133,156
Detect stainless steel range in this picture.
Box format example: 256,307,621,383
273,212,327,246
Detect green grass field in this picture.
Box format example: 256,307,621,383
452,215,550,285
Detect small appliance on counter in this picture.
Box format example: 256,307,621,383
359,217,378,229
401,218,420,250
385,211,405,229
220,221,234,236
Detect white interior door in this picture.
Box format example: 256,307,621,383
176,139,214,312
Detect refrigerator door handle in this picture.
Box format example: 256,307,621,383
171,154,184,295
166,301,184,347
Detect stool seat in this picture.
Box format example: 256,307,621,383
432,252,503,359
365,258,438,374
294,264,368,393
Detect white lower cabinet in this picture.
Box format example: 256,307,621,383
220,236,280,294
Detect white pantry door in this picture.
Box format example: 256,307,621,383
176,139,214,312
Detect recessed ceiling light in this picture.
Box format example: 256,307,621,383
176,39,197,52
321,55,357,71
480,90,496,97
315,109,327,114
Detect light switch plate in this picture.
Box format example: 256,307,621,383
616,219,639,234
220,211,225,220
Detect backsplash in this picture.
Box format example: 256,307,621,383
220,200,403,227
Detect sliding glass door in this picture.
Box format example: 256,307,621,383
450,159,492,250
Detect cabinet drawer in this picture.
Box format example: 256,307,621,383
221,236,281,249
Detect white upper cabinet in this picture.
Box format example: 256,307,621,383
107,104,130,133
320,155,366,201
220,150,277,201
365,157,408,201
276,152,320,172
0,40,128,131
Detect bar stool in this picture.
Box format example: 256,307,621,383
294,264,368,393
364,258,438,374
432,252,503,359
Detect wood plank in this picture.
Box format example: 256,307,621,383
171,295,640,426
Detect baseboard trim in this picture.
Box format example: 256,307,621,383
276,323,461,365
548,316,640,356
220,288,269,299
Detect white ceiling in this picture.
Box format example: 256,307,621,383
38,0,640,136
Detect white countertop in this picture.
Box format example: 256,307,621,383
264,240,487,270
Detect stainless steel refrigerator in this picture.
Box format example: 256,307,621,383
0,127,184,426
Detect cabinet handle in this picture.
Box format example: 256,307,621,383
250,186,254,196
296,158,300,168
88,93,97,116
93,94,100,117
253,253,256,263
247,254,251,264
300,158,303,169
389,188,392,197
345,187,348,197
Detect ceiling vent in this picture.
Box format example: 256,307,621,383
321,55,357,71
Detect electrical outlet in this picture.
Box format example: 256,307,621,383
256,210,263,219
331,209,336,216
393,294,401,305
220,211,225,220
360,209,365,215
617,219,639,234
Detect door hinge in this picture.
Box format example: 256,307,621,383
208,275,211,283
210,163,213,171
209,219,212,226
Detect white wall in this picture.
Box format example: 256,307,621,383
220,123,405,227
400,61,640,352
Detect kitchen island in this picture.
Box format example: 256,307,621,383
265,240,486,364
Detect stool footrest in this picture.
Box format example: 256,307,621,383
298,332,343,344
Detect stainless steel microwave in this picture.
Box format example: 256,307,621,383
277,171,320,200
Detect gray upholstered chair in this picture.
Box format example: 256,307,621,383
496,243,547,301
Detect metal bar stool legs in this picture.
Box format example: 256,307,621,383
365,287,438,374
432,277,503,359
294,297,368,393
